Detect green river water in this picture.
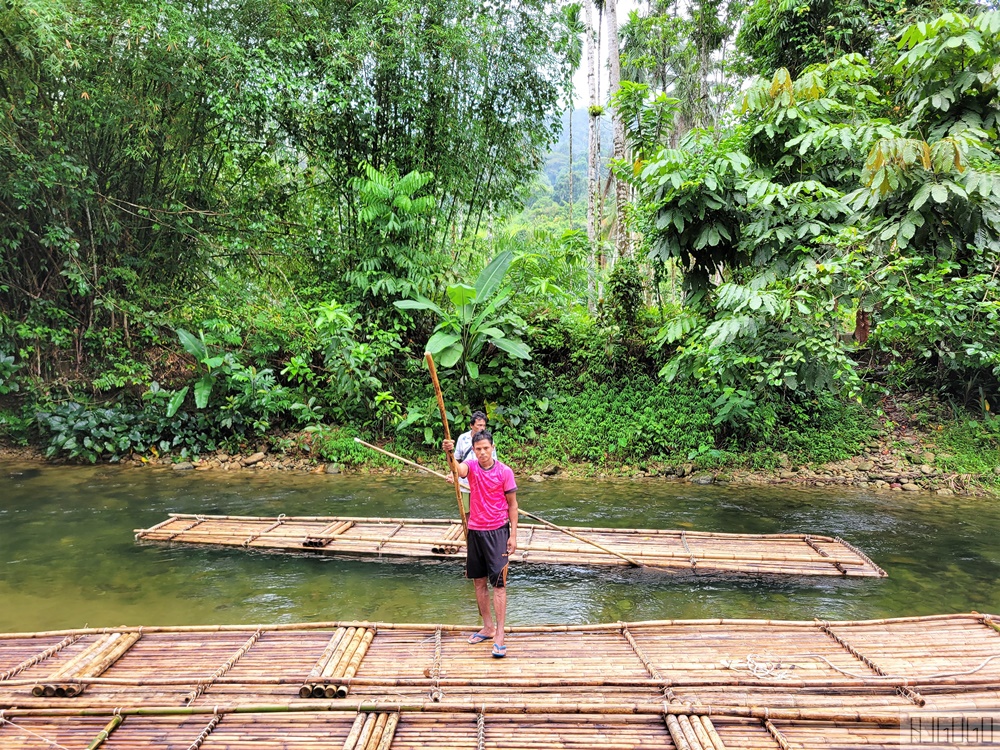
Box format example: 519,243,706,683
2,460,999,633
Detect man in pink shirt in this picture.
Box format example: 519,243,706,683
442,429,518,658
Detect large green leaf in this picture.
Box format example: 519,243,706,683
446,283,477,308
465,361,480,379
471,291,512,331
426,331,461,354
166,387,189,418
194,374,214,409
437,342,464,368
489,336,531,360
176,329,207,363
394,298,445,316
474,250,513,302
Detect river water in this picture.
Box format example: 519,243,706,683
2,461,998,632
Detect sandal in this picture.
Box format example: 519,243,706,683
468,632,491,645
491,643,507,658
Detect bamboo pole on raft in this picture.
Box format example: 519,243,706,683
425,352,468,537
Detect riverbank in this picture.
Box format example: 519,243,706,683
4,423,997,496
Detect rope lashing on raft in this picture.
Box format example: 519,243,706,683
185,714,222,750
722,652,1000,680
429,627,444,702
477,707,487,750
721,652,793,679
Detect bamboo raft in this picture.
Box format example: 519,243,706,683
133,513,887,577
2,613,999,749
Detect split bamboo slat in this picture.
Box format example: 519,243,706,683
134,513,887,577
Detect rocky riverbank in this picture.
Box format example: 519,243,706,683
4,428,998,496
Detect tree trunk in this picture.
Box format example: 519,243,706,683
584,0,599,307
567,107,574,226
605,0,631,260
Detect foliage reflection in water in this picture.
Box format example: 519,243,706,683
1,461,999,632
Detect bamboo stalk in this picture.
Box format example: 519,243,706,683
33,634,118,696
64,631,141,697
363,712,389,750
46,634,118,679
1,612,991,641
679,713,707,750
0,701,908,724
425,352,468,536
350,712,378,750
323,628,364,681
665,714,694,750
6,673,989,690
335,628,376,698
375,713,400,750
85,715,123,750
698,716,727,750
342,713,367,750
300,628,348,697
78,632,141,679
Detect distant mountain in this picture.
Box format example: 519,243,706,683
531,108,613,208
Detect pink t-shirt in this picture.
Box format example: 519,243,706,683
464,458,517,531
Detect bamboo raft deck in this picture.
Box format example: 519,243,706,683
133,514,887,577
2,613,999,748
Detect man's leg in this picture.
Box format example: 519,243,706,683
474,577,495,637
492,585,506,647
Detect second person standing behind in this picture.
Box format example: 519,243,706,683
450,410,496,494
453,411,495,463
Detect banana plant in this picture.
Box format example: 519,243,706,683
167,329,230,417
394,250,530,379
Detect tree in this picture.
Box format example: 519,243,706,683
620,0,741,141
584,0,602,305
0,0,280,375
554,5,586,227
605,0,632,260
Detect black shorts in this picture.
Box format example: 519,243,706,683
466,525,510,588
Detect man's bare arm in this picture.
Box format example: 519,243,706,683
506,492,518,554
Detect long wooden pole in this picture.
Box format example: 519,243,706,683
516,508,643,567
353,438,643,568
354,439,449,480
425,352,468,536
3,612,982,639
0,702,906,725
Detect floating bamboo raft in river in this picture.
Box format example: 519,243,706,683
2,613,1000,749
134,513,887,577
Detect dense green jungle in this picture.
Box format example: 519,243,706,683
1,0,999,489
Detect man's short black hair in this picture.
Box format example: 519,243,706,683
471,429,493,446
470,410,487,425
